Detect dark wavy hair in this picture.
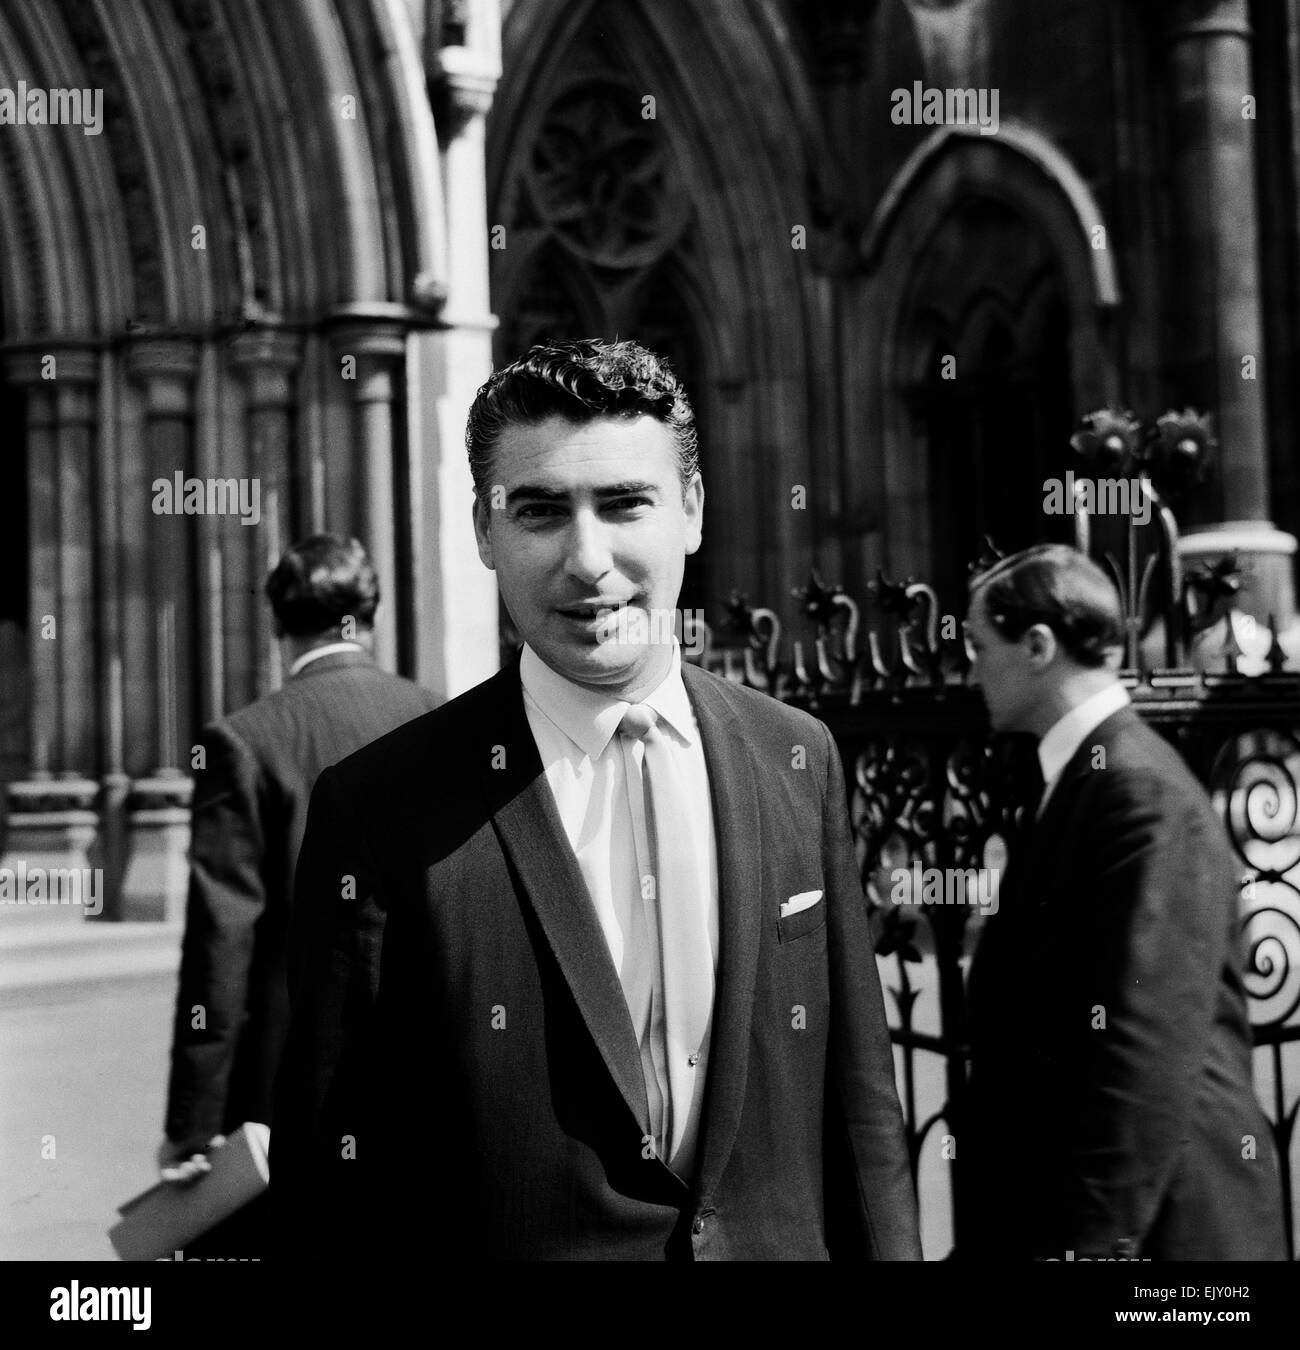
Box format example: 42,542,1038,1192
968,543,1123,667
465,339,698,497
264,534,379,638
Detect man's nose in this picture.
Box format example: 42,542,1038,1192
564,511,613,584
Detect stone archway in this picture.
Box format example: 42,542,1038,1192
900,199,1075,606
0,0,500,917
854,124,1122,599
490,0,822,627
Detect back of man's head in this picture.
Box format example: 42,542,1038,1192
265,534,379,640
969,543,1124,668
465,338,699,498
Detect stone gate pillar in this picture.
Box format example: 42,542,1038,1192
1165,0,1298,643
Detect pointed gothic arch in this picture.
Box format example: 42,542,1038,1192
0,0,497,916
854,123,1122,602
489,0,826,620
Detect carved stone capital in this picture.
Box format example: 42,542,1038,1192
1164,0,1252,46
1,342,98,389
228,329,302,410
327,313,407,406
125,338,200,417
431,44,499,138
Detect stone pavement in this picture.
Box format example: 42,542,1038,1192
0,916,182,1261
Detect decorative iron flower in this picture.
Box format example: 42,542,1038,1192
723,590,754,636
866,568,914,618
1184,555,1241,613
1070,406,1143,474
793,571,846,627
966,535,1006,578
872,904,922,965
1140,408,1216,494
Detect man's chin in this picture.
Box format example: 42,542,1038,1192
542,638,668,694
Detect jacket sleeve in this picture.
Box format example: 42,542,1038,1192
1062,768,1226,1255
820,722,923,1259
269,764,388,1257
165,724,266,1150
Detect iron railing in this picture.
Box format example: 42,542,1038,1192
690,411,1300,1257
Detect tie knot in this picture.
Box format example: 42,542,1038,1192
617,703,659,741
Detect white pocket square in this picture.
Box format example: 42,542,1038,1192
780,889,822,918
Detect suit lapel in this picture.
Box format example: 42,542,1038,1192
1019,706,1139,880
681,665,763,1199
475,660,653,1138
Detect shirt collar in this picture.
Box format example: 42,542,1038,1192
520,641,696,762
289,641,366,676
1037,681,1130,792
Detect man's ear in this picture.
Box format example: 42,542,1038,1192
683,472,704,555
1023,622,1058,668
472,494,495,570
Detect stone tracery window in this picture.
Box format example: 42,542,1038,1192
900,199,1074,609
493,51,710,622
525,82,688,271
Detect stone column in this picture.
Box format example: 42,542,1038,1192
328,311,407,673
420,15,502,697
50,349,99,773
230,329,302,694
119,340,199,921
90,349,130,918
0,347,101,925
1165,0,1298,634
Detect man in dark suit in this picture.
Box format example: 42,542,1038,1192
158,535,438,1222
962,543,1285,1260
271,340,921,1260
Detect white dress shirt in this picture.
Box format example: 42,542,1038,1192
520,641,719,1172
288,641,366,676
1036,681,1131,816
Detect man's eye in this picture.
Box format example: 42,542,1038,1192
516,503,562,519
606,496,651,512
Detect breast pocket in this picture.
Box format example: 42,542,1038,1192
776,897,826,944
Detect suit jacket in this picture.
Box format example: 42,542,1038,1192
270,655,921,1260
165,650,439,1151
965,706,1286,1260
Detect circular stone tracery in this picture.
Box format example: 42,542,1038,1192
525,82,687,270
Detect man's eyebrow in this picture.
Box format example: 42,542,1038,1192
504,481,661,505
505,485,567,505
595,481,659,497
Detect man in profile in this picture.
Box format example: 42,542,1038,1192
272,339,921,1260
159,535,437,1251
962,543,1285,1260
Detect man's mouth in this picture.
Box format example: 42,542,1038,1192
557,600,631,619
555,600,640,642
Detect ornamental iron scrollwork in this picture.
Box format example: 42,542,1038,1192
687,401,1299,1253
693,580,1298,1254
1213,730,1300,1035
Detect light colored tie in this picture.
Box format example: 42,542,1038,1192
616,704,714,1173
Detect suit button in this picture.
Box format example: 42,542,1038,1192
692,1216,706,1235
